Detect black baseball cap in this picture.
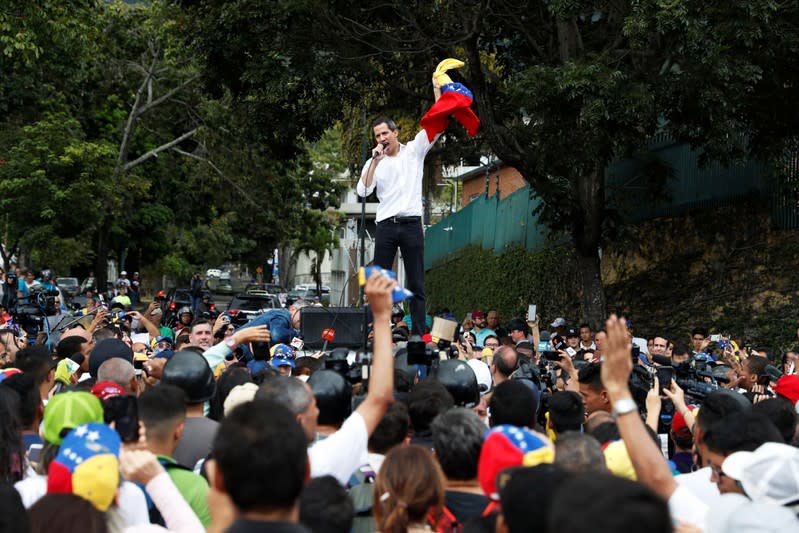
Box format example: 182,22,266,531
565,327,579,337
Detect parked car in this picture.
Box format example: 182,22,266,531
286,286,331,306
225,293,280,327
56,277,80,298
215,281,234,295
206,268,222,278
164,288,216,325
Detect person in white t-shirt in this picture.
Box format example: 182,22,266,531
255,272,397,485
356,84,442,336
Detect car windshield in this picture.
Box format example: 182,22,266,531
58,278,78,286
230,296,275,311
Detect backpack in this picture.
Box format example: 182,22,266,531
146,459,195,526
427,500,497,533
348,463,378,533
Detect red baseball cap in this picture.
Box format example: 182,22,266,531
671,405,696,439
774,375,799,405
90,381,126,401
472,310,485,319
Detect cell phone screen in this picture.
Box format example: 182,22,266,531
103,395,139,443
655,367,674,393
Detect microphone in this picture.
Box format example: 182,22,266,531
651,354,673,367
372,141,388,159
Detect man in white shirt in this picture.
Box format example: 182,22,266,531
356,85,441,335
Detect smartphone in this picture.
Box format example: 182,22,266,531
543,351,563,362
103,395,139,443
709,334,722,342
655,366,674,393
527,304,537,322
28,443,43,464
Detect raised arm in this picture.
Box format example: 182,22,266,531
354,272,395,434
601,315,677,501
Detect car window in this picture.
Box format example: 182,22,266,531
229,297,275,311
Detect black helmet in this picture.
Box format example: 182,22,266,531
162,350,215,403
308,369,352,426
429,359,480,408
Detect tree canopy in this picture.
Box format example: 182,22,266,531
181,0,799,323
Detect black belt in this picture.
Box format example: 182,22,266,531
380,216,421,224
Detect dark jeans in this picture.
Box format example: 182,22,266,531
374,218,425,335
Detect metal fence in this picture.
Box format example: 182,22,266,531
426,139,798,270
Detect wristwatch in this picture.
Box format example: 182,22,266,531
612,398,638,417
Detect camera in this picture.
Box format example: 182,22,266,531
407,335,434,366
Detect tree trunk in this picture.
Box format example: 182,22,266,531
95,227,110,294
575,249,606,329
573,167,607,327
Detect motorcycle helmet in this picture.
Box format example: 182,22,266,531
429,359,480,408
162,350,215,403
178,306,192,316
308,369,352,426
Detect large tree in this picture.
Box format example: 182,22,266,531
182,0,799,324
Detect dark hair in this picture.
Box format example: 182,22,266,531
507,318,528,335
548,391,584,434
15,346,54,387
691,327,708,338
695,390,751,432
431,408,485,481
407,381,454,434
138,385,187,442
29,493,108,533
489,380,537,428
492,346,517,378
500,465,571,533
189,319,212,334
394,368,413,393
746,355,769,379
299,475,354,533
554,432,606,475
55,336,87,361
0,481,29,533
703,412,783,456
578,323,591,330
208,367,253,421
2,372,40,428
371,116,397,131
671,344,690,358
214,399,308,512
589,422,620,445
753,397,798,444
548,474,671,533
0,387,23,482
577,362,603,392
369,402,410,454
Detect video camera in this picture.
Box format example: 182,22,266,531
323,347,363,385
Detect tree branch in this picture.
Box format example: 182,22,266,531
170,147,262,209
117,55,158,167
136,74,200,117
122,128,197,171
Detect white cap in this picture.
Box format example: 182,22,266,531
466,359,492,395
120,271,127,276
706,493,799,533
722,442,799,506
223,383,259,417
550,317,567,328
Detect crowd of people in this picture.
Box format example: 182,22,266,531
0,269,797,533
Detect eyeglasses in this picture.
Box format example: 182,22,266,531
709,462,727,479
485,343,500,349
